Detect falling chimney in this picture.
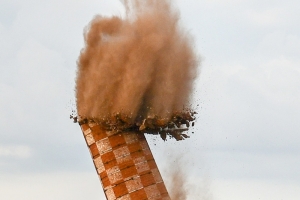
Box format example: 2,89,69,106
80,121,171,200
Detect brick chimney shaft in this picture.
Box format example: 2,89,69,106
80,122,171,200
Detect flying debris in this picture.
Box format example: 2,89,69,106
76,110,196,141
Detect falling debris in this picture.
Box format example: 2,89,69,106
76,110,196,141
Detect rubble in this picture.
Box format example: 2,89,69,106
71,110,197,141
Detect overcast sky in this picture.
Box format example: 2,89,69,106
1,0,300,199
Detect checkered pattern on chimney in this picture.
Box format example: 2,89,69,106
80,122,171,200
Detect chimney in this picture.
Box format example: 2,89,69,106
80,121,171,200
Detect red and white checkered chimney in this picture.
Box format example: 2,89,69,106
80,121,171,200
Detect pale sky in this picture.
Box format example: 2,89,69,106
1,0,300,199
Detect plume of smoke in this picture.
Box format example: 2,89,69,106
76,0,199,123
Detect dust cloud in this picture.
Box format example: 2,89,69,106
75,0,199,126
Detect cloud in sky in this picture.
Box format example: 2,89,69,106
0,145,32,158
0,0,300,199
0,172,106,200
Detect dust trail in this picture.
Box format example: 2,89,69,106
168,155,190,200
165,152,213,200
75,0,199,124
170,177,189,200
